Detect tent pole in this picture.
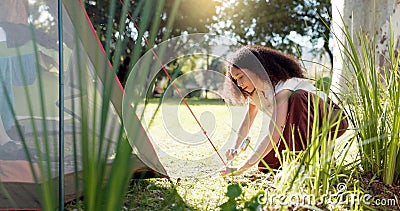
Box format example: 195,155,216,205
58,0,64,210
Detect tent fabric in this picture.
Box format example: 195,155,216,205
0,160,40,183
0,0,166,209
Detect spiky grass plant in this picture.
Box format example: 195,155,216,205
62,1,179,210
337,18,400,185
270,90,355,210
0,0,179,210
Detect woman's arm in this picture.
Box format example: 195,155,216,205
221,90,291,176
226,102,258,160
234,102,258,148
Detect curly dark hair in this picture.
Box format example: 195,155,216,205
223,45,304,103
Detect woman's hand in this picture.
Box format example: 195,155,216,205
220,166,245,177
220,166,238,176
225,148,236,161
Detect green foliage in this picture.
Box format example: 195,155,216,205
219,72,355,210
213,0,332,62
218,184,244,210
85,0,219,66
243,190,265,211
338,17,400,185
1,0,181,210
86,0,334,78
219,183,263,211
315,76,331,92
227,183,243,199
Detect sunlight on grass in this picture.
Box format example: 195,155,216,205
131,101,361,210
125,172,276,210
138,102,268,178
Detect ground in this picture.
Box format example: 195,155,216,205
64,102,400,210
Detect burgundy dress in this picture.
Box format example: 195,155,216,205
258,89,348,171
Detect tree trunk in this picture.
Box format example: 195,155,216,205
331,0,400,96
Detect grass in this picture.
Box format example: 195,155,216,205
66,100,373,210
125,173,274,210
67,170,282,210
136,101,263,178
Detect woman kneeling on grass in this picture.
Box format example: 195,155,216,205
220,45,348,176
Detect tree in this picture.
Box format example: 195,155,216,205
330,0,400,186
84,0,219,60
212,0,332,66
84,0,219,85
331,0,400,94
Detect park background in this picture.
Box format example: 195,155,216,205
0,0,399,210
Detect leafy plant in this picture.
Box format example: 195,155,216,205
219,183,264,211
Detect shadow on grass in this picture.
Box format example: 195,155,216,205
125,178,193,210
64,176,192,211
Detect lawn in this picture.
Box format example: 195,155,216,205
67,100,275,210
65,101,400,210
124,171,274,210
135,100,269,178
126,101,400,210
64,100,280,210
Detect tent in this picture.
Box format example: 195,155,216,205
0,0,165,209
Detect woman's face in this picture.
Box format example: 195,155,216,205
229,67,256,94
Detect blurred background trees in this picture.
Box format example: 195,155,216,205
84,0,333,86
211,0,332,65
